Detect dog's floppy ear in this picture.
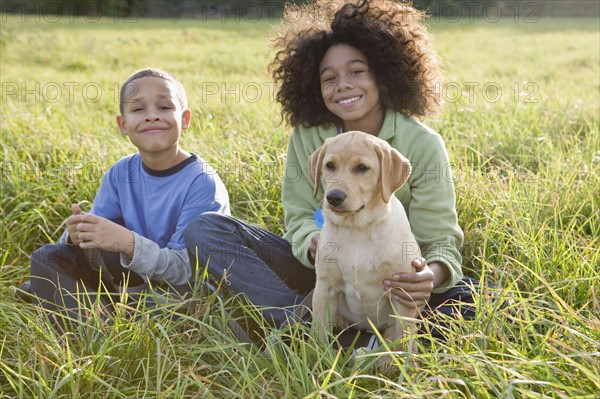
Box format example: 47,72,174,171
308,143,328,197
375,144,412,203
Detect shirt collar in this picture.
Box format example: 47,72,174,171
317,110,397,141
377,110,397,141
317,124,339,141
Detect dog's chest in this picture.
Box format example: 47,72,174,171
318,225,403,286
325,237,398,327
317,212,419,326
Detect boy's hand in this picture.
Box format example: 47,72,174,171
66,204,84,244
383,257,435,308
68,210,135,257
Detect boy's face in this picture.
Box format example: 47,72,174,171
117,76,191,160
319,44,383,130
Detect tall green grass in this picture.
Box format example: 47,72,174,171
1,15,598,398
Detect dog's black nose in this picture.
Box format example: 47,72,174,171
326,190,346,206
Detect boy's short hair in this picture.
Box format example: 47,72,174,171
119,68,188,115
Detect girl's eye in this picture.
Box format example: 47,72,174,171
132,108,143,112
325,162,336,171
351,69,364,76
322,76,336,83
159,106,172,110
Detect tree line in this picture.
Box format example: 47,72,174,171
1,0,596,19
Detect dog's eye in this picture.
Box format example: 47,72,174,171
325,162,336,171
355,163,369,172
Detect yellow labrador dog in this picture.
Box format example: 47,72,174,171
308,131,420,355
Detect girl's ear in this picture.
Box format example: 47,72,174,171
116,115,127,135
181,109,192,130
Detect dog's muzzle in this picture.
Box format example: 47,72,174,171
326,189,346,207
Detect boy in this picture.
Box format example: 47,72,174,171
19,68,229,326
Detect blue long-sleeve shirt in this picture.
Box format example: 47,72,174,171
86,153,230,285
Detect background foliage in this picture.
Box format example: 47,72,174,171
1,0,598,18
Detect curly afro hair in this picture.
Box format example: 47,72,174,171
270,0,442,127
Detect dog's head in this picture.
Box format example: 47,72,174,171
308,131,411,216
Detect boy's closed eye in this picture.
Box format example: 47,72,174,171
128,104,172,113
124,99,144,112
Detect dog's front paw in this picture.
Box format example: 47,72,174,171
333,314,351,331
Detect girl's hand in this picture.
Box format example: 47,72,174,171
383,257,434,308
69,212,135,256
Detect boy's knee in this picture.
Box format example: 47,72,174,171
30,246,47,264
29,246,66,293
31,244,65,265
30,243,77,274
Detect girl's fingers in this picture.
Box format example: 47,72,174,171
411,257,426,270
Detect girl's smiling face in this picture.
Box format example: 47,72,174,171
319,44,384,135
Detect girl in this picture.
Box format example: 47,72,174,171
184,0,478,342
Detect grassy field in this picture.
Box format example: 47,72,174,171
1,13,599,399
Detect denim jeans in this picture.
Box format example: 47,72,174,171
184,212,316,327
29,243,189,331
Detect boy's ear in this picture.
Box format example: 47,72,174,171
116,115,127,135
181,109,192,130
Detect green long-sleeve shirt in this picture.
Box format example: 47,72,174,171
282,110,464,293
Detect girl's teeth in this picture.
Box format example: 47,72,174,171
339,96,360,105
